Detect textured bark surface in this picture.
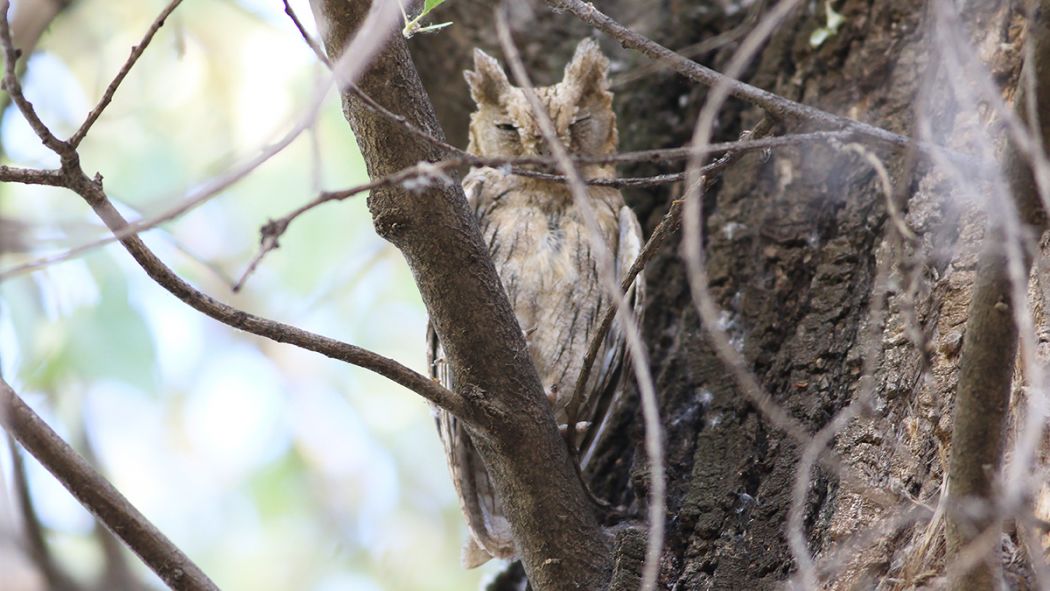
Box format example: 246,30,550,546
407,0,1033,588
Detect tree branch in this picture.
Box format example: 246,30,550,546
0,379,218,591
0,0,68,156
0,165,65,186
945,1,1050,588
308,1,614,588
545,0,947,155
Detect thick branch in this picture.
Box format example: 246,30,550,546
0,379,218,591
308,1,613,589
945,3,1050,589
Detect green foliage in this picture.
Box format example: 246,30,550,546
400,0,452,38
809,1,845,48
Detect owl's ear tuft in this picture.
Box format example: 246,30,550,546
562,38,610,98
465,48,510,106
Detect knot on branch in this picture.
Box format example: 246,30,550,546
370,205,411,243
260,218,289,246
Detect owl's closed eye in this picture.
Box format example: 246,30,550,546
464,39,618,159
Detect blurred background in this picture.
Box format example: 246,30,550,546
0,0,492,589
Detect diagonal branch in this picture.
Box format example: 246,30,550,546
0,379,218,591
0,0,68,155
69,167,468,419
546,0,931,153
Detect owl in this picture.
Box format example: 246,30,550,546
428,39,644,568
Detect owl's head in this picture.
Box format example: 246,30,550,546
464,39,617,159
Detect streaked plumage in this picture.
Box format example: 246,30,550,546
428,39,643,568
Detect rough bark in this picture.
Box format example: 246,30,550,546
407,1,1038,589
307,2,613,589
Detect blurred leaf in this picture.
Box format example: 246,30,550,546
62,268,156,391
402,0,452,38
248,449,310,519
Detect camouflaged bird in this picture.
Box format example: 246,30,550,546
427,39,644,568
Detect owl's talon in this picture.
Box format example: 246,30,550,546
558,422,591,447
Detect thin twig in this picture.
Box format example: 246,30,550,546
495,9,665,591
69,0,184,147
283,0,330,67
72,169,469,418
283,0,464,157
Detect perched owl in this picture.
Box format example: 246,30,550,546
428,39,644,568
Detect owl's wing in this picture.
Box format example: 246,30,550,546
427,217,516,569
579,204,645,466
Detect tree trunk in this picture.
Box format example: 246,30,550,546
409,0,1033,588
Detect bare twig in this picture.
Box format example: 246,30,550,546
1,128,850,283
68,0,185,147
495,9,664,590
0,0,470,445
0,379,219,591
77,170,469,417
0,0,68,155
283,0,330,67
